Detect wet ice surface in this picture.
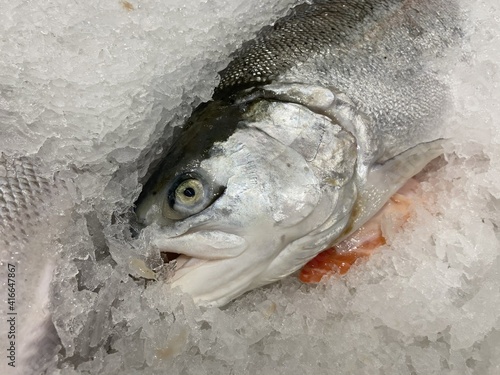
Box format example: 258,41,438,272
0,0,499,374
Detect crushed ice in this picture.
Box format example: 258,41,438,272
0,0,499,374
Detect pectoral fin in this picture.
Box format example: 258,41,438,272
350,139,444,237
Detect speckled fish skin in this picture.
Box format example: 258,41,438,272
0,154,52,243
0,154,62,374
136,0,461,306
216,0,459,161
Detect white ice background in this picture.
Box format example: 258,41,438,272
0,0,499,374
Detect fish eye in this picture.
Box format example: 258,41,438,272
175,179,204,205
163,173,215,220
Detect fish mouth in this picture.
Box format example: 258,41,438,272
152,229,248,281
166,254,212,283
159,252,205,281
161,251,181,264
160,252,200,275
159,251,226,289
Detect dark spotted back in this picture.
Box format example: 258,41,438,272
215,0,407,97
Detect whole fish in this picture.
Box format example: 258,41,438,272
136,0,461,306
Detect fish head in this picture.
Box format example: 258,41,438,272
136,98,358,306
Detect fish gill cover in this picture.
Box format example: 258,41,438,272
0,0,499,374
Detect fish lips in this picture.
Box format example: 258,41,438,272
147,226,256,303
151,229,248,261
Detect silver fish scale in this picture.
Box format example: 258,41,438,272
217,0,460,162
216,0,400,97
0,154,56,245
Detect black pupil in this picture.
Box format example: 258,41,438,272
183,187,196,198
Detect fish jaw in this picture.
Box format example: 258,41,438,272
151,229,248,260
147,195,356,306
166,202,355,307
167,222,283,306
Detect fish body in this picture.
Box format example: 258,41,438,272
0,154,64,374
136,0,461,306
